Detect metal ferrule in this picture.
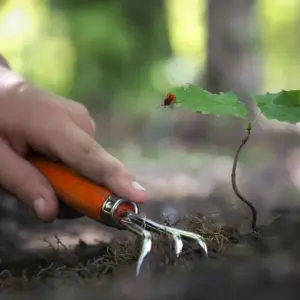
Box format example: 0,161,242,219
101,195,139,229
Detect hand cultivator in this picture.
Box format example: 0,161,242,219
28,155,208,276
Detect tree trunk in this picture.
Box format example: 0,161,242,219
172,0,261,148
205,0,260,96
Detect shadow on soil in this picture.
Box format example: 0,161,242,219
1,207,300,300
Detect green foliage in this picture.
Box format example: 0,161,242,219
54,0,171,113
167,84,300,124
253,90,300,123
1,0,170,115
169,85,248,119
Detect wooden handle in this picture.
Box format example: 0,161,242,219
27,155,137,224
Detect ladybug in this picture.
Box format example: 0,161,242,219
157,93,176,110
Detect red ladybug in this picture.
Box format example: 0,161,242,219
157,93,176,110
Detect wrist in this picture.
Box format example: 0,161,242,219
0,56,31,105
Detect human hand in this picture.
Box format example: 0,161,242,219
0,56,147,222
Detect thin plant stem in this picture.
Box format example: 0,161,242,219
231,123,257,232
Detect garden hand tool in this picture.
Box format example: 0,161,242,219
27,155,208,276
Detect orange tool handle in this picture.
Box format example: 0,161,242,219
27,155,138,227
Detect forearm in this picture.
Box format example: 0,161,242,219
0,54,35,125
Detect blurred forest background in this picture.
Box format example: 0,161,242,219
1,0,300,144
1,0,300,249
1,0,300,145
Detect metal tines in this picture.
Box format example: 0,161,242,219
120,211,208,276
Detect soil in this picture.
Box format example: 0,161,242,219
2,209,300,300
2,125,300,299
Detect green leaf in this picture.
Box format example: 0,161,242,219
165,84,300,125
169,84,248,119
253,90,300,124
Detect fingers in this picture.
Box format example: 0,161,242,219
7,83,147,207
0,69,146,224
54,97,96,137
0,139,58,221
37,118,148,204
103,167,148,204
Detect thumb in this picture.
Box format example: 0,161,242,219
101,156,148,204
0,140,58,221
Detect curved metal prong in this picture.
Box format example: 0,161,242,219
126,213,184,255
172,232,184,257
121,217,152,276
163,227,208,256
125,212,208,256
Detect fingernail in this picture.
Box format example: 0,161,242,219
33,197,47,216
132,181,146,192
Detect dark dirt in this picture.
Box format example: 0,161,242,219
2,210,300,300
0,215,227,287
1,126,300,299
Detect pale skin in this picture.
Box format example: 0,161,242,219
0,56,147,222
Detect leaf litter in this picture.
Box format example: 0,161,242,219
0,214,248,289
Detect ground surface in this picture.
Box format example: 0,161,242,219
2,210,300,300
2,125,300,299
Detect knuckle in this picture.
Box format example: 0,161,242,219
33,101,64,126
41,100,65,117
27,100,66,141
70,102,90,120
69,102,95,135
28,98,65,123
5,80,30,100
103,157,130,181
78,138,98,157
